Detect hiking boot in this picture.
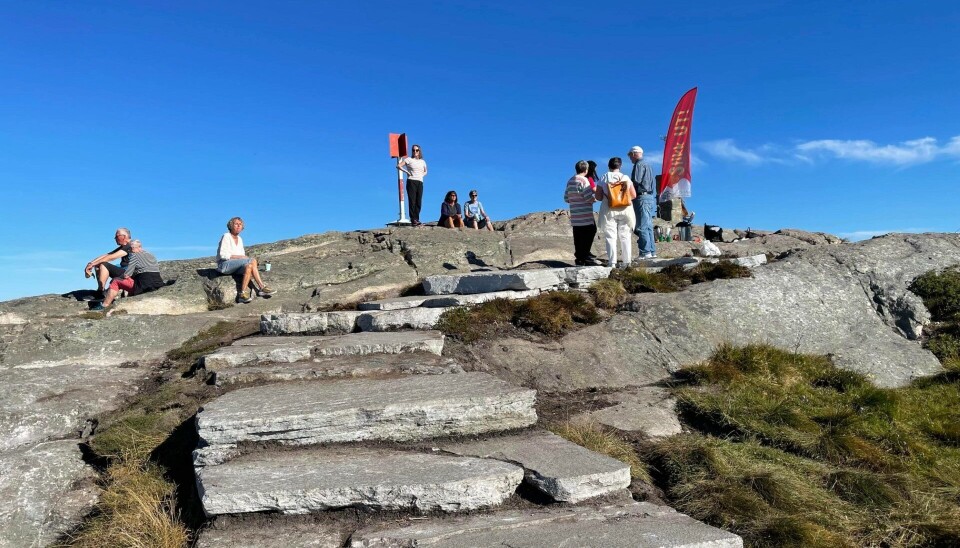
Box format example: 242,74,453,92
257,285,276,296
237,290,253,304
90,303,105,311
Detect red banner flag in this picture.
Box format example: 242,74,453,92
659,87,697,202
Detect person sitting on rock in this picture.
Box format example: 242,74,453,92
463,190,493,231
92,239,165,310
84,227,135,298
217,216,275,303
438,191,464,229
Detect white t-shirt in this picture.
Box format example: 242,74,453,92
217,232,245,262
400,157,427,180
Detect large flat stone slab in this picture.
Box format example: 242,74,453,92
356,307,447,332
350,501,743,547
198,447,524,516
211,352,464,386
260,311,361,335
574,387,683,440
0,440,100,548
440,431,630,502
422,266,610,295
195,373,537,465
203,331,445,369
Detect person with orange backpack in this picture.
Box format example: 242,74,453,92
594,157,637,268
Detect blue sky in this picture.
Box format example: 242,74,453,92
1,1,958,302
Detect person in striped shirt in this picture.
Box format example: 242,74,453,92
93,240,165,310
563,160,601,266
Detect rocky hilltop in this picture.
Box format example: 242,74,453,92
1,210,957,547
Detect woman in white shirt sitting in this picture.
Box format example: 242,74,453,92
217,216,275,303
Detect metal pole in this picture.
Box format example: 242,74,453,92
397,162,409,224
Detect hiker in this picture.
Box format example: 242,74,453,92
463,190,493,231
216,216,276,303
595,157,637,268
92,240,164,310
628,145,657,259
564,160,601,266
438,191,464,228
585,160,600,191
84,227,134,298
397,144,427,226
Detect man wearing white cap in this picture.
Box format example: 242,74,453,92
628,145,657,259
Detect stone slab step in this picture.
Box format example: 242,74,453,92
259,311,361,335
357,289,541,311
203,331,445,369
198,447,524,517
423,266,610,295
440,431,630,503
261,308,446,335
210,353,464,386
194,372,537,465
636,254,767,272
350,501,743,547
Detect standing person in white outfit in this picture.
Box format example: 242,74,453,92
594,157,637,268
397,144,428,226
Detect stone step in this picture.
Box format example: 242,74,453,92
423,266,610,295
350,501,743,547
261,308,446,335
203,331,445,369
259,311,361,335
198,447,524,517
210,352,464,386
637,254,767,272
358,289,541,311
194,372,537,466
440,431,630,503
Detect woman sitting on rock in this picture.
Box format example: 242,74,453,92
438,191,464,229
217,216,275,303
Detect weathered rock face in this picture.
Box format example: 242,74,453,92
350,501,743,547
197,448,524,516
573,387,682,439
469,233,960,390
0,440,100,548
423,266,611,295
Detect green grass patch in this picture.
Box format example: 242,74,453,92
165,319,259,366
436,290,601,342
910,267,960,322
652,343,960,547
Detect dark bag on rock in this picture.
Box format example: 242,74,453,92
704,225,723,243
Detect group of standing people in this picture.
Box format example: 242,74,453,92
84,217,276,309
397,145,493,230
564,146,657,267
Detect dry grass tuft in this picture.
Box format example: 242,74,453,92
436,291,601,341
549,420,651,483
588,278,627,310
61,461,188,548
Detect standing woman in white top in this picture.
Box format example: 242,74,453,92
594,157,638,268
216,217,275,303
397,144,428,226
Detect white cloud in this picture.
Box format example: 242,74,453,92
701,139,769,165
796,136,960,165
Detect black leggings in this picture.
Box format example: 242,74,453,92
406,179,423,222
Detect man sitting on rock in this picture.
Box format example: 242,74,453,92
92,239,165,310
84,227,134,298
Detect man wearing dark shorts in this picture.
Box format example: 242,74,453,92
84,227,133,298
